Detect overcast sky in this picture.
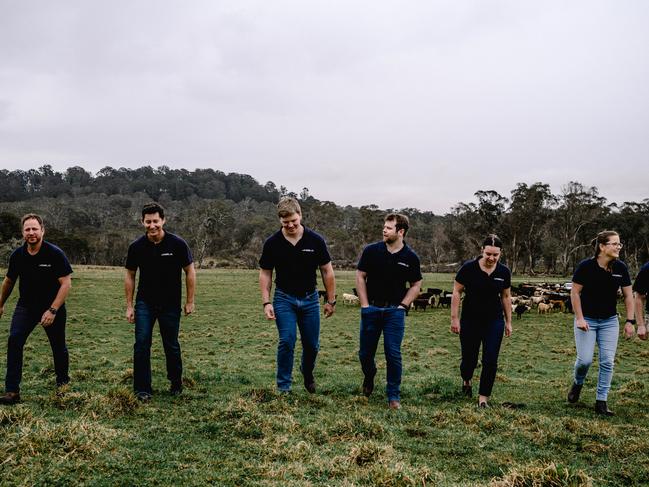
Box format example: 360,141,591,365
1,1,647,214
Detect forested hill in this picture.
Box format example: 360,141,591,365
1,165,648,274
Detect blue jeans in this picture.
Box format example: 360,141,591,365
358,305,406,402
273,288,320,392
133,301,182,394
5,305,69,393
573,315,619,401
459,317,505,397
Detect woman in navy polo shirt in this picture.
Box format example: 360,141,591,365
450,235,512,408
567,230,634,416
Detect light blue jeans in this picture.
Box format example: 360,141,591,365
573,315,619,401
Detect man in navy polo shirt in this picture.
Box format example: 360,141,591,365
633,261,649,340
356,213,422,409
125,203,196,402
0,213,73,405
259,197,336,394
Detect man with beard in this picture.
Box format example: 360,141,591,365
0,214,73,404
125,203,195,402
356,213,422,409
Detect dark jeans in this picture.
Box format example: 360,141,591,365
459,316,505,397
359,305,406,402
5,305,69,393
133,301,182,394
273,288,320,391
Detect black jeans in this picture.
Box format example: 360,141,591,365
5,305,69,393
133,301,182,394
459,317,504,397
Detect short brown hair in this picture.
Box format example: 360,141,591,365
141,202,165,220
385,213,410,236
21,213,44,229
277,197,301,218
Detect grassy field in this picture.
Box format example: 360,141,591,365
0,267,648,486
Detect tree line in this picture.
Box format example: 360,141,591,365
1,166,648,275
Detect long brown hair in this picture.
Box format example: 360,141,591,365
593,230,619,258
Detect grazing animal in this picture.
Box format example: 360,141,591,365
427,288,444,297
437,295,452,308
549,299,565,312
538,302,552,314
342,293,359,305
352,288,358,296
514,303,529,319
413,298,430,311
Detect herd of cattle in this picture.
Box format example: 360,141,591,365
334,282,581,318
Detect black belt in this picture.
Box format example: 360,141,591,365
278,287,316,298
369,299,399,308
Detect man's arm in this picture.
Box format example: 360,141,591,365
450,280,464,334
259,269,275,320
319,262,336,318
356,270,369,307
0,276,16,319
501,287,513,337
636,292,647,340
125,269,137,324
183,263,196,316
401,279,422,309
40,274,72,327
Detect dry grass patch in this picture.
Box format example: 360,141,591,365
490,461,592,486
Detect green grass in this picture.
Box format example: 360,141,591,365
0,267,648,486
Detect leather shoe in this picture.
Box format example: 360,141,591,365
462,383,472,398
595,400,614,416
567,383,582,403
362,377,374,397
0,392,21,405
388,400,401,410
304,381,316,394
170,383,183,396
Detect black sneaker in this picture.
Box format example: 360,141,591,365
595,400,614,416
304,380,316,394
362,377,374,397
170,383,183,396
135,391,152,402
462,383,472,398
567,383,583,403
0,392,20,405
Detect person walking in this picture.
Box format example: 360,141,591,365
0,214,73,404
125,203,196,402
450,234,512,408
632,260,649,340
356,213,422,410
567,230,634,416
259,197,336,394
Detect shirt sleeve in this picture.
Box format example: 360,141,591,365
572,260,588,285
6,250,19,281
317,236,332,266
179,239,193,268
633,265,649,295
503,267,512,289
356,246,371,272
258,238,274,270
53,248,73,278
125,243,139,271
455,262,470,286
408,254,423,283
619,262,632,287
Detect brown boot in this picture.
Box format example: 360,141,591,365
0,392,20,405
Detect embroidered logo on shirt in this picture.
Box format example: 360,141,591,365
493,277,504,281
612,274,622,278
161,253,174,257
38,264,52,267
397,262,409,267
302,249,315,253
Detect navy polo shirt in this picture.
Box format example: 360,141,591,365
357,241,422,305
633,262,649,312
125,232,193,309
572,258,631,319
259,226,331,297
455,258,511,320
6,241,73,311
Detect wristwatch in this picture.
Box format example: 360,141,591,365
48,307,58,315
